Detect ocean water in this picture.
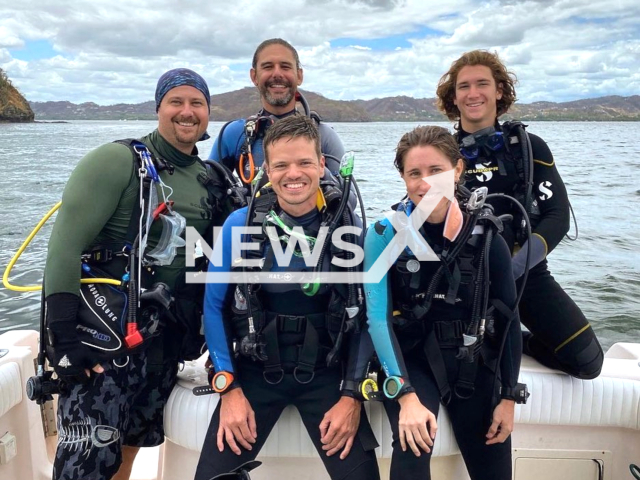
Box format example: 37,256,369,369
0,120,638,350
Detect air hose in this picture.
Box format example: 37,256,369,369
3,202,121,292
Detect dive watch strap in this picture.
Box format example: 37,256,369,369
500,383,530,404
192,385,216,396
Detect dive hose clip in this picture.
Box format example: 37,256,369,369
456,333,483,363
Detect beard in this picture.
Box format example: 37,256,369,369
173,116,202,145
259,81,295,107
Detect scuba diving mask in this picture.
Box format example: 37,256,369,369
459,126,505,161
263,210,318,258
146,209,187,266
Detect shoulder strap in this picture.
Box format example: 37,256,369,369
501,121,534,214
112,139,159,249
310,110,322,124
198,159,247,226
249,187,278,227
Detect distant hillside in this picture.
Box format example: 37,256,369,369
0,69,34,123
29,100,157,121
29,88,640,122
354,96,444,121
510,95,640,121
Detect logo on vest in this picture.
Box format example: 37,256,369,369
77,325,112,343
538,181,553,200
432,293,462,303
88,284,119,322
58,354,72,368
474,162,495,182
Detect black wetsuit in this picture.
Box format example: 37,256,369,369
365,206,521,480
460,122,603,379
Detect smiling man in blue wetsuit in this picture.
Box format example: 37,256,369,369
195,115,379,480
210,38,345,188
436,50,603,379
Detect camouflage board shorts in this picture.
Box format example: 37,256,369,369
52,346,178,480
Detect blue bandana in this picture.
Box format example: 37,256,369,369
155,68,211,112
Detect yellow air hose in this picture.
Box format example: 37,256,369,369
3,202,122,292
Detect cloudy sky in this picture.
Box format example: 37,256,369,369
1,0,638,106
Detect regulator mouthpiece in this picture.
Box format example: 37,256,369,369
339,151,355,178
467,187,488,213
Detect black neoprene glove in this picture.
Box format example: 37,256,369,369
46,292,101,383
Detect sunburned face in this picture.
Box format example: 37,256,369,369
265,136,325,217
250,44,303,115
454,65,502,132
401,145,463,223
157,85,209,154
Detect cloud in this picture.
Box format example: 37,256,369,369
0,25,24,49
0,0,638,104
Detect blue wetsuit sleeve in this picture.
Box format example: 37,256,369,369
209,120,244,173
364,220,408,379
208,135,222,161
204,207,248,374
319,123,345,176
489,234,522,390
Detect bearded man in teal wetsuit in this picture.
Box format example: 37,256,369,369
44,69,222,480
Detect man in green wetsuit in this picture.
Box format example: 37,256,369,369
44,69,218,480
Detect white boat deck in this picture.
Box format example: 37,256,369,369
2,329,640,480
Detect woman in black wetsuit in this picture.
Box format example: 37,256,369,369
436,49,603,379
364,125,523,480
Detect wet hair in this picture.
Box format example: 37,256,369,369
252,38,302,70
263,115,321,164
394,125,464,174
436,50,517,121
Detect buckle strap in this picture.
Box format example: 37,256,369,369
294,323,318,384
454,361,478,399
274,313,326,333
262,320,283,385
433,320,465,345
276,315,306,333
81,247,114,264
262,315,323,385
423,331,452,405
81,244,132,264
